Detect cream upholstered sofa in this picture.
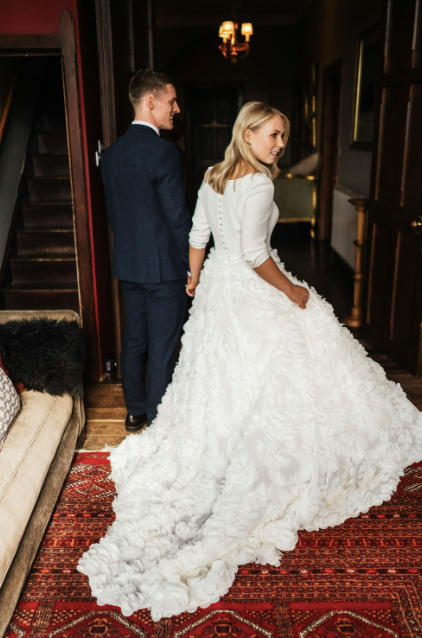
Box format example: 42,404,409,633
0,309,85,636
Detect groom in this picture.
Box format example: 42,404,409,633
100,69,191,432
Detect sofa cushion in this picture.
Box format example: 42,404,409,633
0,367,20,452
0,390,73,587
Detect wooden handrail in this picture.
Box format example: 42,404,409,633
0,60,20,148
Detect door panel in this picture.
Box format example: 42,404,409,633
364,0,422,374
376,86,407,205
385,0,416,73
391,232,419,348
367,223,393,336
187,85,240,211
216,128,231,156
318,60,342,241
402,84,422,210
413,6,422,68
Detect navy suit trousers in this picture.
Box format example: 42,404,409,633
120,280,187,424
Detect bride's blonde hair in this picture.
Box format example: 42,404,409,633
205,101,290,195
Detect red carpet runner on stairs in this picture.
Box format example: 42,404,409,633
5,452,422,638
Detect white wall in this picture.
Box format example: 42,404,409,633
331,186,363,270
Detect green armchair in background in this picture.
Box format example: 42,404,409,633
274,174,316,235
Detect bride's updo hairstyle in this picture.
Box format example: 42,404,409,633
205,101,290,195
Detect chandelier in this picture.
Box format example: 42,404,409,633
218,18,253,63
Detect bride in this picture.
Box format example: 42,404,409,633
78,101,422,621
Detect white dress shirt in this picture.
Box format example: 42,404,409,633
132,120,160,136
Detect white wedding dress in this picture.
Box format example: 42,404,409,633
78,173,422,621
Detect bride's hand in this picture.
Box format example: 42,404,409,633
186,274,199,297
288,284,309,309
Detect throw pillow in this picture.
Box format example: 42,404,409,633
0,366,21,451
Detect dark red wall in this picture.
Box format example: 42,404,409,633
0,0,115,378
0,0,77,34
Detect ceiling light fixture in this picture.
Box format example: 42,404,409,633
218,5,253,63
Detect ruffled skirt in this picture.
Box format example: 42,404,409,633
78,248,422,620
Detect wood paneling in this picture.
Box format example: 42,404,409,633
385,0,417,73
376,86,407,205
402,84,422,210
60,10,100,380
0,34,60,49
366,223,392,335
187,84,239,210
364,0,422,375
317,60,342,242
391,232,419,349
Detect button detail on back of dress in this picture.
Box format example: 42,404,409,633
218,195,229,254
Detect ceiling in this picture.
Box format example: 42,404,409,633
156,0,315,27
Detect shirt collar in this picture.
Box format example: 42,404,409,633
132,120,160,136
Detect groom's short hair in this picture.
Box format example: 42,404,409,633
129,69,174,107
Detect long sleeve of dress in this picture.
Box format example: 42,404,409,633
189,190,211,249
240,178,275,268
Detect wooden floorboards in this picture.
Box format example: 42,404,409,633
361,340,422,410
78,383,131,450
78,342,422,450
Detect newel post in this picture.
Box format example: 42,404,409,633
343,198,369,329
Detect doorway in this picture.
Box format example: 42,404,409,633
186,84,242,211
0,57,79,313
0,13,107,381
318,60,342,242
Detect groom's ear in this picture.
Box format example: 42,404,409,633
144,94,155,111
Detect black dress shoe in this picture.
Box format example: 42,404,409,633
125,413,148,433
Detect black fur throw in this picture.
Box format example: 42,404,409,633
0,318,85,397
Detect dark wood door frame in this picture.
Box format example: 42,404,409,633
94,0,160,378
362,0,422,375
318,59,343,242
0,12,101,381
95,0,123,378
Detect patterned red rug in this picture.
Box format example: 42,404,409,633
5,452,422,638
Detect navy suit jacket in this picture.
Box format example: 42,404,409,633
101,124,191,283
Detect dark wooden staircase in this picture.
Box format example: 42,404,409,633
1,64,79,312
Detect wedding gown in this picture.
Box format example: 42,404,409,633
78,172,422,621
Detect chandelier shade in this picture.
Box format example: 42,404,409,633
220,21,235,39
241,23,253,41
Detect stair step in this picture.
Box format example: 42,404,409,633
16,229,75,255
10,254,76,262
21,203,73,229
37,131,67,154
3,284,79,312
26,177,71,203
4,282,77,291
10,258,77,285
32,154,69,177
